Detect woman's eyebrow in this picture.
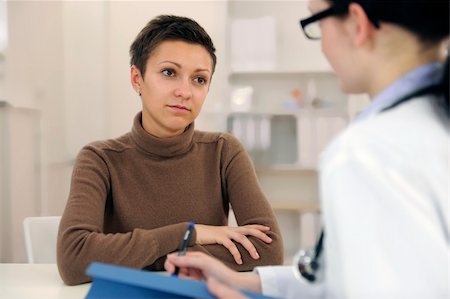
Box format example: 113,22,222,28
158,60,181,67
159,60,210,73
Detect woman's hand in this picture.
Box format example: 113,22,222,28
165,251,238,284
165,251,262,293
195,224,272,265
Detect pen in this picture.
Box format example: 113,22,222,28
172,222,195,277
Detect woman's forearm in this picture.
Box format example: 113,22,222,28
233,272,262,294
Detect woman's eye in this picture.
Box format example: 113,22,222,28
161,69,175,76
194,77,207,85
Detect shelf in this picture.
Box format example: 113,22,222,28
269,200,320,213
228,109,349,117
255,166,317,176
229,70,334,77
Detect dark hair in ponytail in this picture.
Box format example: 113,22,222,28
330,0,449,120
436,55,449,120
330,0,449,44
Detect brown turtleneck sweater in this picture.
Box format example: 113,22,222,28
57,112,283,285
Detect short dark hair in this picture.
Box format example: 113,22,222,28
129,15,217,76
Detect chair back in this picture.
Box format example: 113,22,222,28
23,216,61,263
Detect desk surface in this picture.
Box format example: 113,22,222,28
0,263,90,299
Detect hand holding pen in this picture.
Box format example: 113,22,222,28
172,222,195,277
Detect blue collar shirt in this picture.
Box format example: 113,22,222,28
354,62,443,122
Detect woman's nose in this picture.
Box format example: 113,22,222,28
174,79,192,99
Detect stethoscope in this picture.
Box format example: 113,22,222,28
293,230,324,283
292,83,441,284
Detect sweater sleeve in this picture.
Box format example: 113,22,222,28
196,134,284,271
56,147,196,285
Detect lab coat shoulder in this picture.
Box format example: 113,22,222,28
321,96,448,173
320,96,449,220
319,96,450,299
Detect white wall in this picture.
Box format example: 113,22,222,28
62,1,109,158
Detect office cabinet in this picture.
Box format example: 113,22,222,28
0,102,41,262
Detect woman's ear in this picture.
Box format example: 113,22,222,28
348,3,376,47
130,65,143,95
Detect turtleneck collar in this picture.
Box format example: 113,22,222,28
130,112,195,158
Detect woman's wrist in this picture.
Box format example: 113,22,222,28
233,272,262,294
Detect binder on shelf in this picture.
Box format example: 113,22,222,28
85,262,279,299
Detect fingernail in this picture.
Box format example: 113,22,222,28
254,252,260,259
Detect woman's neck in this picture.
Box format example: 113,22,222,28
366,26,445,98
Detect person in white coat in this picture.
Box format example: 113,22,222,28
164,0,450,298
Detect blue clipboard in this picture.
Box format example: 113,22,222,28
85,262,279,299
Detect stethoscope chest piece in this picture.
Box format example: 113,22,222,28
293,230,325,284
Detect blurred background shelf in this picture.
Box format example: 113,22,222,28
270,200,320,213
225,0,344,261
229,70,334,77
256,166,317,175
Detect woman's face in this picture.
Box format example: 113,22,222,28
132,40,212,138
308,0,362,93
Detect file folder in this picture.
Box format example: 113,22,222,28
85,262,279,299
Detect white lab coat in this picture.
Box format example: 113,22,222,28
256,95,450,299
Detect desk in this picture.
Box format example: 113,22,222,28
0,263,90,299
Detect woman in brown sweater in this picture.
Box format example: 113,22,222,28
57,15,283,285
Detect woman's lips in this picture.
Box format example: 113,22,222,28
167,105,191,112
